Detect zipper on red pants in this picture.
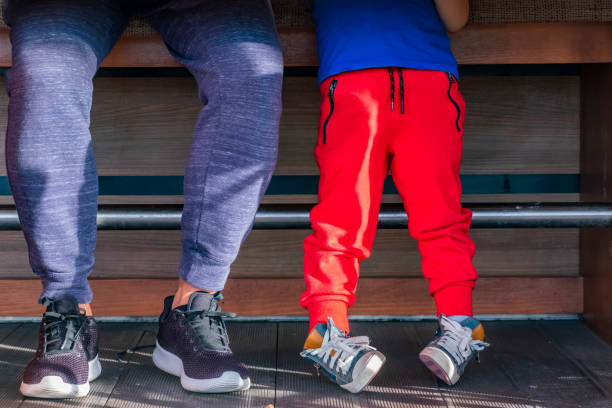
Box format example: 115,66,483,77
446,72,462,132
322,79,337,144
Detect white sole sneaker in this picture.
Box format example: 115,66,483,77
340,350,386,394
419,346,459,385
152,340,250,393
19,355,102,399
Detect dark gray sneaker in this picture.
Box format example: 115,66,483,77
153,291,250,393
20,296,101,399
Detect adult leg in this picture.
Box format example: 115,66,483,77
4,0,129,304
146,0,283,300
4,0,129,398
145,0,282,393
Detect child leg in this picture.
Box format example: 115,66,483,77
389,69,477,315
389,68,486,385
300,70,391,393
301,70,392,333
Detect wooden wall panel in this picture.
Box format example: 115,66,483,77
0,277,583,316
280,75,579,175
580,64,612,343
1,23,611,67
261,193,581,205
0,229,578,279
90,78,200,176
449,23,612,65
0,193,585,206
129,24,612,66
0,76,580,176
277,24,612,67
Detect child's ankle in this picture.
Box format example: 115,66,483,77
172,279,215,309
433,285,473,318
307,300,350,334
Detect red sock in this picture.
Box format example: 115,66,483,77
307,300,349,334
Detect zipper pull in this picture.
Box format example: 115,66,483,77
314,363,321,377
447,72,455,83
328,79,337,98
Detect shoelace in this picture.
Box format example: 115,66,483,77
436,316,489,363
42,309,86,353
181,309,236,352
116,307,237,360
305,332,374,376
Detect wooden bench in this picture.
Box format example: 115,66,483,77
0,0,610,342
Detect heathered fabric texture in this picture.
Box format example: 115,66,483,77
157,295,249,380
3,0,283,303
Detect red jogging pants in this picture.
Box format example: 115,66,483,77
301,68,478,333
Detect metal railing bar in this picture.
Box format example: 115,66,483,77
0,203,611,230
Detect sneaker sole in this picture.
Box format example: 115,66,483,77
19,355,102,399
340,351,386,394
152,340,250,393
419,347,459,385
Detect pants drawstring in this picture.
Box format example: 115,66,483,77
387,67,395,111
388,67,405,113
398,67,405,114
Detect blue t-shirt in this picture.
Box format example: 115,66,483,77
313,0,458,83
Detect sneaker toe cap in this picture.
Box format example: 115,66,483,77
22,353,89,385
183,350,249,381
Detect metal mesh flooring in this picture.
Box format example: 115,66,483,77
0,321,611,408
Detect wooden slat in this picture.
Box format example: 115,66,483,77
412,321,612,406
276,77,580,174
460,76,579,174
0,229,578,279
123,74,579,175
411,322,541,406
450,23,612,64
0,323,19,342
275,322,450,407
105,323,277,408
538,321,612,393
0,23,610,67
280,75,579,175
288,23,612,66
18,324,148,408
0,325,37,408
98,37,178,68
0,277,583,316
2,321,610,408
0,76,580,176
262,193,582,204
580,63,612,344
90,77,199,176
0,193,584,205
480,321,610,405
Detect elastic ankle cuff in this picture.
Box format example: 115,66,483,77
434,285,473,317
308,301,349,333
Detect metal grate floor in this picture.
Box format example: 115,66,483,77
0,321,611,408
